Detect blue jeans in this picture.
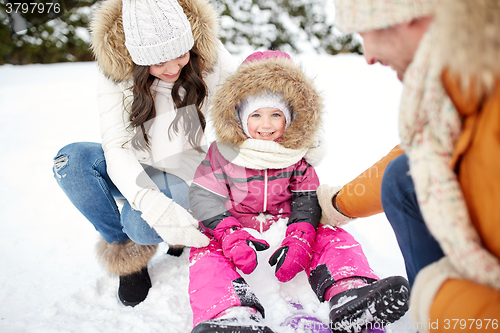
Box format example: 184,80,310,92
53,142,189,245
381,153,445,287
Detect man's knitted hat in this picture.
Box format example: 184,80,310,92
335,0,437,33
238,93,292,138
122,0,194,66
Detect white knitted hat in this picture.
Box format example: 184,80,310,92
335,0,437,33
238,93,292,138
122,0,194,66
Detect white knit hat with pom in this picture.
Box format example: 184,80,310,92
335,0,437,33
122,0,194,66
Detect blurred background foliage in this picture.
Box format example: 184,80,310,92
0,0,362,65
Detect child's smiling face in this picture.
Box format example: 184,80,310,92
247,107,286,141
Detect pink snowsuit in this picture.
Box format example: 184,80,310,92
188,143,379,326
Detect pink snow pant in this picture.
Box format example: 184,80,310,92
188,224,378,326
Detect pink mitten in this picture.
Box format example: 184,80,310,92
269,222,315,282
214,217,270,274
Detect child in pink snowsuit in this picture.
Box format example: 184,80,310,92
188,51,410,333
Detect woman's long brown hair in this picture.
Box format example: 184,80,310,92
127,47,207,153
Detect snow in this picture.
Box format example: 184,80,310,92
0,53,416,332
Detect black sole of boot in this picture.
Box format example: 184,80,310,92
192,321,274,333
329,276,410,333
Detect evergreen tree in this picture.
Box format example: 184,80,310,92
213,0,362,55
0,0,98,64
0,0,362,65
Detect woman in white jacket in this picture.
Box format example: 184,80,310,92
52,0,237,306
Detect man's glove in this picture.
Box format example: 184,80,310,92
214,217,270,274
269,222,315,282
317,184,356,227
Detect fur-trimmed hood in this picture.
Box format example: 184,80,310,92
210,56,323,150
90,0,220,84
435,0,500,96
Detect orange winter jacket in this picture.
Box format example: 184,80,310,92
427,71,500,330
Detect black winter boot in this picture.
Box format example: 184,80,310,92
95,238,158,307
329,276,410,333
118,267,152,307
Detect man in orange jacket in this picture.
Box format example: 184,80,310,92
318,0,500,332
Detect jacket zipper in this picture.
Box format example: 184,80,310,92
262,169,268,233
263,169,268,212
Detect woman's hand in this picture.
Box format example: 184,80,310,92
141,193,210,247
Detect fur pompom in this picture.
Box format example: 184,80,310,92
95,237,158,276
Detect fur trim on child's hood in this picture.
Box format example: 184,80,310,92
210,51,324,151
90,0,219,84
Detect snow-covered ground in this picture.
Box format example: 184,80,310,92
0,53,416,332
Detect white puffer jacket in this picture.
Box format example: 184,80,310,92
90,0,237,246
97,42,236,211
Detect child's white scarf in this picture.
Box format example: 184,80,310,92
216,139,323,170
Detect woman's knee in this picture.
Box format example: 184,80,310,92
53,142,103,179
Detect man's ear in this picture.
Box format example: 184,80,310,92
409,16,434,30
408,18,419,27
